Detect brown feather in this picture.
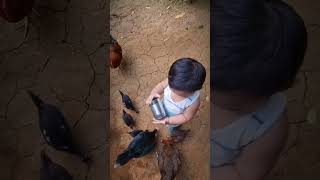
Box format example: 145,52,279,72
109,41,122,69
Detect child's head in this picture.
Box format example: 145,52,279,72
168,58,206,96
211,0,307,97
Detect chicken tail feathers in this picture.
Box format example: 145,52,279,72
27,90,44,108
115,150,132,167
119,90,124,97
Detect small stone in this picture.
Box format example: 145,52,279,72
175,13,185,19
205,96,210,102
307,108,317,124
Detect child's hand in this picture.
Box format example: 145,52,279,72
145,93,161,105
152,117,169,125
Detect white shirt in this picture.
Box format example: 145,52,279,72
162,86,200,117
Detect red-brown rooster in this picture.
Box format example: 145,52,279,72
110,35,122,69
157,139,181,180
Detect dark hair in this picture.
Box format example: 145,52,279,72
168,58,206,92
211,0,307,96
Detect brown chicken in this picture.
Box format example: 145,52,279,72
171,128,190,143
157,139,181,180
110,35,122,68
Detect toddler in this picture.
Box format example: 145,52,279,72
211,0,307,179
146,58,206,135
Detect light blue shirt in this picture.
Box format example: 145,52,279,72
211,92,287,167
161,86,200,127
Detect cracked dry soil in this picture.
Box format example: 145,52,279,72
0,0,108,180
110,0,210,179
266,0,320,179
1,0,319,180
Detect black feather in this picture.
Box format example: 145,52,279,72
115,129,157,167
128,130,143,137
122,110,135,129
27,90,44,108
28,91,89,164
119,90,139,113
115,150,131,167
41,150,73,180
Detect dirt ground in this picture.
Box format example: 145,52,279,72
266,0,320,179
109,0,210,179
1,0,319,179
0,0,108,180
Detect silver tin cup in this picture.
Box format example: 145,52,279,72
150,97,167,120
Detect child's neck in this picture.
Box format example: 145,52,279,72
170,88,193,103
213,93,268,113
211,91,269,130
171,91,189,103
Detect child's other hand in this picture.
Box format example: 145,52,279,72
145,93,161,105
152,117,168,125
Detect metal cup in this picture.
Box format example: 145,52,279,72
150,97,167,120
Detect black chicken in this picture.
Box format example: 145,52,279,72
114,129,157,167
40,150,73,180
122,110,135,129
157,139,181,180
128,130,143,137
119,90,139,113
27,91,89,163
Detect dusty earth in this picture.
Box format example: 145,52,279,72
1,0,319,179
110,0,210,179
0,0,108,180
266,0,320,179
